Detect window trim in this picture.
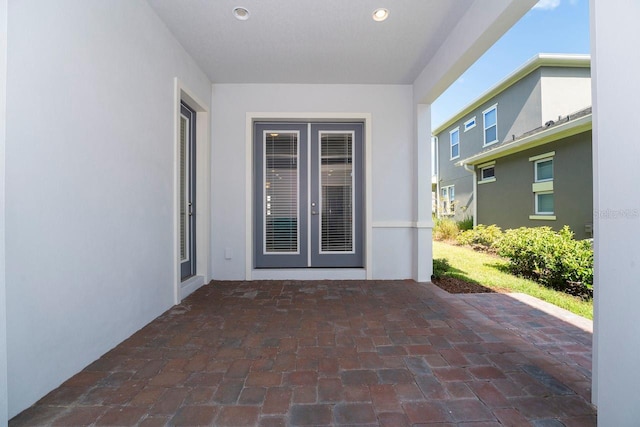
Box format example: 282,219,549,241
478,160,496,184
482,104,498,146
449,127,460,160
534,191,555,215
479,167,496,183
529,152,555,218
464,117,476,132
534,158,554,183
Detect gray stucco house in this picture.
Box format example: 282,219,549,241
458,107,592,239
432,54,592,235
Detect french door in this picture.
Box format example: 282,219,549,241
254,122,364,268
180,101,196,279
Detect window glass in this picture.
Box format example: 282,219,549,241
537,193,554,214
481,166,495,180
450,128,460,159
536,159,553,181
483,107,498,144
464,118,476,131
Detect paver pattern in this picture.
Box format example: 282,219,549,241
10,280,596,426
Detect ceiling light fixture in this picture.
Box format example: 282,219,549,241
372,8,389,22
233,7,250,21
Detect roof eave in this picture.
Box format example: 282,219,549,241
455,114,592,167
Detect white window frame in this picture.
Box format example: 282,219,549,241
535,191,554,215
483,104,498,146
478,161,496,184
534,158,554,182
529,152,556,219
441,185,455,215
464,117,477,132
449,127,460,160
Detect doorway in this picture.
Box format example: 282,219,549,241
180,101,196,280
254,122,364,268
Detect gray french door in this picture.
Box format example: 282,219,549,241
254,122,363,268
180,101,196,279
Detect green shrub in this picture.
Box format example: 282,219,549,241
432,258,451,279
497,226,593,299
433,217,459,241
457,216,474,231
457,224,503,250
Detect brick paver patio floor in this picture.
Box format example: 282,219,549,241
9,280,596,426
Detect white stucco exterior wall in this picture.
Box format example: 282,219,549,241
540,71,592,125
4,0,211,417
0,0,8,424
210,84,420,280
591,1,640,424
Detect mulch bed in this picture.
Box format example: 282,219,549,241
431,276,499,294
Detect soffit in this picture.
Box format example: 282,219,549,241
147,0,474,84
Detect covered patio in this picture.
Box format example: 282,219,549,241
10,281,595,426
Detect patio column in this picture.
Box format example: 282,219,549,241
0,0,7,424
413,103,433,282
591,0,640,423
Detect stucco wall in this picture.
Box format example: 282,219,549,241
0,0,7,423
210,84,417,280
591,1,640,424
476,131,593,239
4,0,211,417
435,71,542,220
541,67,592,124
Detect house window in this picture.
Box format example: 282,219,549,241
441,185,455,215
535,192,554,215
483,105,498,146
535,158,553,182
529,152,555,219
464,117,476,132
481,166,495,180
450,128,460,160
478,161,496,184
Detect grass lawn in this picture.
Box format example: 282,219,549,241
433,240,593,320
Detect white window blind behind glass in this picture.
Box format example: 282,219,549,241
320,132,354,253
264,132,299,253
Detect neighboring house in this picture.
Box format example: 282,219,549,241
432,54,591,227
458,107,592,239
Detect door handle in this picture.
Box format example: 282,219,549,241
311,202,318,215
188,202,193,217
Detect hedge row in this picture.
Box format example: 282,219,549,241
457,225,593,299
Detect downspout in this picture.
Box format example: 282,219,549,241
433,136,439,217
463,163,477,227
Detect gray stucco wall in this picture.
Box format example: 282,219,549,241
435,70,543,220
476,130,593,239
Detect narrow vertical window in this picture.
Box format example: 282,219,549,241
483,105,498,146
529,152,555,219
264,132,299,253
320,132,354,253
450,128,460,160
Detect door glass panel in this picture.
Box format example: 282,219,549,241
320,132,354,253
179,114,188,262
264,132,299,253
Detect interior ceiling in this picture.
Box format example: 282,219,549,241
146,0,474,84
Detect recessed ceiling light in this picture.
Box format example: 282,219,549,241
233,7,250,21
372,8,389,22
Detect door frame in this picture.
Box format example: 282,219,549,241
245,112,373,280
173,78,211,304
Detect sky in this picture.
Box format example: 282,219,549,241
431,0,591,129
